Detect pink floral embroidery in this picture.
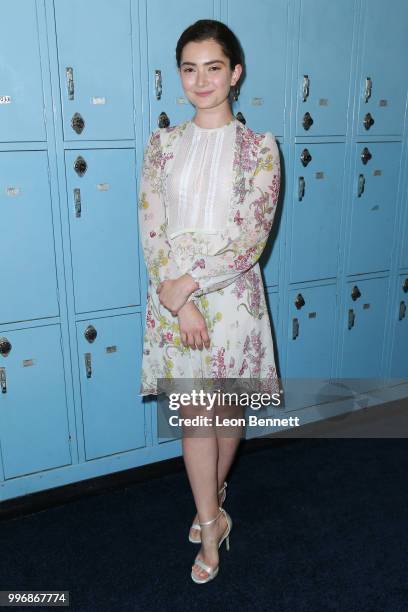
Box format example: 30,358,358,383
234,210,244,226
239,359,248,376
146,308,155,329
192,258,206,271
212,347,227,378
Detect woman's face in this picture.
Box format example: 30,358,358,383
179,38,241,111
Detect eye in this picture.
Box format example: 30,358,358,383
209,66,220,71
183,68,194,73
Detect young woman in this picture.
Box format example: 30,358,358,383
138,20,281,583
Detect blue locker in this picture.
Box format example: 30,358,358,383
289,142,345,283
357,0,408,137
296,0,356,137
389,274,408,379
346,142,401,275
0,151,59,324
146,0,215,130
54,0,135,141
0,325,71,479
76,313,145,460
0,1,46,142
226,0,287,135
286,283,337,378
340,276,389,381
64,149,141,313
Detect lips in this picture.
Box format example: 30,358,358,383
196,91,213,96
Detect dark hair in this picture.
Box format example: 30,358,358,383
176,19,245,88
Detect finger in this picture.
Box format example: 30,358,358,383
202,331,211,349
194,332,203,350
181,332,187,348
187,333,196,350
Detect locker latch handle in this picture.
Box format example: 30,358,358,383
66,67,74,100
74,188,81,218
155,70,162,100
364,77,372,103
292,318,299,340
399,300,406,321
298,176,305,201
302,74,309,102
84,353,92,378
357,174,365,197
0,368,6,394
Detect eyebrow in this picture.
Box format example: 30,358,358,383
180,59,226,67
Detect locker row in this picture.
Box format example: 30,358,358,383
1,272,407,481
1,0,408,142
1,142,407,327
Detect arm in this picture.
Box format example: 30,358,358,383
170,131,281,299
138,128,199,302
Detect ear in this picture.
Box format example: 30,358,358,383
232,63,243,85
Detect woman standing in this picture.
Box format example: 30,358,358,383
138,20,281,583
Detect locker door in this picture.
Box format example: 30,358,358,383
54,0,134,141
283,283,337,410
0,325,72,479
226,0,287,135
64,148,140,313
357,0,408,137
340,276,388,382
290,142,345,283
0,151,59,324
286,283,336,378
389,274,408,379
76,313,145,460
296,0,356,137
347,142,401,275
0,0,46,142
147,0,215,129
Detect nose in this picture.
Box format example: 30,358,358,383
196,69,208,87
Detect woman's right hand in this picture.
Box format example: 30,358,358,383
177,302,211,350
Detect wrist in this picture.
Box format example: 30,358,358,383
179,273,199,296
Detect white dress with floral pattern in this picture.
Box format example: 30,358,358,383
138,117,281,398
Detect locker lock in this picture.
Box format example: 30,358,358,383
403,278,408,293
71,112,85,134
235,111,246,125
300,148,312,167
363,113,374,130
84,325,97,343
0,337,12,357
294,293,306,310
158,112,170,128
302,112,314,131
360,147,372,165
74,155,87,177
351,285,361,301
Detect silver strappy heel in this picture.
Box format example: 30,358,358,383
191,506,232,584
189,481,228,544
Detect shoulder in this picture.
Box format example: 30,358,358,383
150,120,190,149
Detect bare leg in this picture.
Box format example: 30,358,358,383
181,400,229,580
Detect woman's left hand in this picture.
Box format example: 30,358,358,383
156,274,198,316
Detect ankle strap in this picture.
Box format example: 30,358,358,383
199,507,223,527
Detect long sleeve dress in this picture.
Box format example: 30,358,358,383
138,116,281,398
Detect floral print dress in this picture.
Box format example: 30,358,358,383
138,117,281,398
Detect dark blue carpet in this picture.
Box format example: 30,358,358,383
1,438,407,611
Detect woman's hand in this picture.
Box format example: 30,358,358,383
156,274,199,316
177,302,210,350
